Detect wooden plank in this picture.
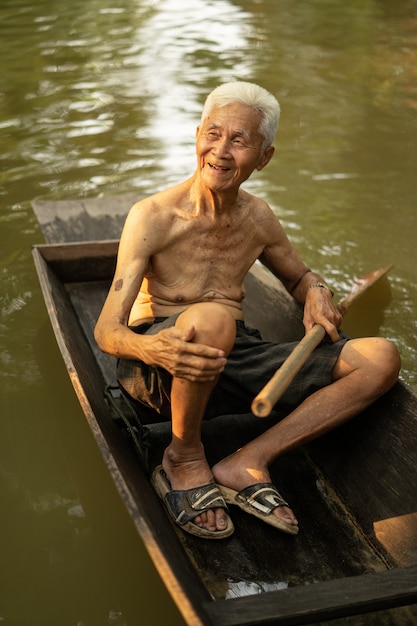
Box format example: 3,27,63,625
32,240,118,282
67,281,115,385
32,193,137,242
307,383,417,569
156,444,390,604
204,566,417,625
243,264,304,343
374,513,417,567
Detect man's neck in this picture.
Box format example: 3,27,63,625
189,172,239,217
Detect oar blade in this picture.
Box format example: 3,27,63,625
338,264,393,315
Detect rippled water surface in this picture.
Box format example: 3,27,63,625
1,0,417,624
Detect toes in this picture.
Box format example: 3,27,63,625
204,509,217,531
194,508,228,531
193,513,204,528
194,511,210,529
215,508,228,531
278,506,298,526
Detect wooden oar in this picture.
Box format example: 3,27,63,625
251,264,393,418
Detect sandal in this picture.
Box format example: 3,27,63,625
218,482,299,535
151,465,235,539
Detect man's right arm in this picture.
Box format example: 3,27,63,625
94,202,228,381
94,203,153,360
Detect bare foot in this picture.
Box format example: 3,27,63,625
162,445,229,532
212,450,298,530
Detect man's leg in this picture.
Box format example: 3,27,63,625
162,302,237,532
213,336,401,529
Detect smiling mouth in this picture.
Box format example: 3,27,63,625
208,162,230,172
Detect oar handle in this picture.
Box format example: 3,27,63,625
252,324,325,417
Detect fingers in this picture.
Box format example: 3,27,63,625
145,327,227,380
181,324,196,342
168,326,226,359
304,316,340,343
304,290,342,343
322,321,342,343
171,354,227,381
179,324,226,355
308,315,340,343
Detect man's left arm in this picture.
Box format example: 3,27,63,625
259,220,342,342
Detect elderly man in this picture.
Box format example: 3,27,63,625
95,82,400,539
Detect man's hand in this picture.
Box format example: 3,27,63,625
303,288,342,342
138,325,227,382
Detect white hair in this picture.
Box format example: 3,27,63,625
201,81,280,149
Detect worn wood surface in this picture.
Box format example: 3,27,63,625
32,193,137,242
308,385,417,569
31,197,417,625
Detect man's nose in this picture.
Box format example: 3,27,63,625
214,136,231,157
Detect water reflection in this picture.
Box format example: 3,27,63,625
225,578,288,599
119,0,259,185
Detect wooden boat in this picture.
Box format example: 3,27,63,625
31,195,417,626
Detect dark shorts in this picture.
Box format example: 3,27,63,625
117,315,348,420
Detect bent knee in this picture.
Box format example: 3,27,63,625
340,337,401,393
176,302,237,351
377,338,401,385
369,337,400,380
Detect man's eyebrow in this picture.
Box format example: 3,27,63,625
233,129,250,140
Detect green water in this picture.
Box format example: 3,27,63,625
1,0,416,624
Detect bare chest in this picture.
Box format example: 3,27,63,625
155,218,260,280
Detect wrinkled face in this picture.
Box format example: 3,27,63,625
196,103,274,193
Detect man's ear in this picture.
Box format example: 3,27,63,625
256,145,275,171
196,125,200,138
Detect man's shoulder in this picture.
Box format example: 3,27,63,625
130,181,188,214
239,188,274,221
240,187,270,207
124,183,192,245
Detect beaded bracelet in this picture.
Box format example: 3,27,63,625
307,282,334,297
